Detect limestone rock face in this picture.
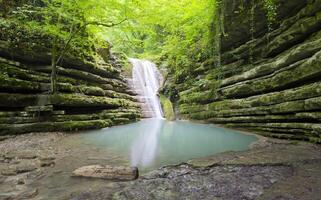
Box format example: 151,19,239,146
0,7,140,135
221,0,309,52
169,0,321,142
0,50,140,135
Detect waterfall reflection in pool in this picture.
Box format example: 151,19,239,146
81,119,257,171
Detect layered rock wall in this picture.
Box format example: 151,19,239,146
0,53,140,135
0,20,140,135
175,0,321,142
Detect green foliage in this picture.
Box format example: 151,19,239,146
263,0,277,29
1,0,279,80
1,0,131,61
107,0,217,72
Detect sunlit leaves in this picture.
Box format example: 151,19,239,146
263,0,277,30
107,0,216,71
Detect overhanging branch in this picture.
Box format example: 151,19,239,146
86,18,128,27
55,18,128,65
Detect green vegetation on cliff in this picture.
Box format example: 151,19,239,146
0,0,141,135
1,0,320,142
160,94,175,121
108,0,216,73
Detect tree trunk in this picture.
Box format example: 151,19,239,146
50,53,57,94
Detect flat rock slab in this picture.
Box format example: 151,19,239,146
72,165,139,181
1,162,37,176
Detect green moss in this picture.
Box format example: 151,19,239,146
76,86,105,96
309,137,321,144
50,93,138,108
0,62,50,83
0,93,42,107
160,94,175,121
0,120,111,135
179,90,214,104
122,59,133,77
222,51,321,98
0,73,49,92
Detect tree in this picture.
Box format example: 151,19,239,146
41,0,129,94
7,0,130,94
106,0,216,72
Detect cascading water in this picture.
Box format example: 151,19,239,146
129,58,164,118
128,58,164,167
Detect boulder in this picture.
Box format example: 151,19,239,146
72,165,139,181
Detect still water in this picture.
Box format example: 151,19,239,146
81,119,257,171
33,119,257,199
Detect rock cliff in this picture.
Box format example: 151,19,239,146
166,0,321,142
0,4,140,135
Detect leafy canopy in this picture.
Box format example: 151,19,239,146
3,0,131,60
107,0,217,71
2,0,277,71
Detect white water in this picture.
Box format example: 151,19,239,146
128,58,164,167
129,58,164,118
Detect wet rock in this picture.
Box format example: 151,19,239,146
72,165,139,181
15,164,37,174
1,168,17,176
73,165,293,200
0,135,14,141
1,162,37,176
5,151,38,160
16,178,26,185
71,141,321,200
38,157,55,167
14,188,38,200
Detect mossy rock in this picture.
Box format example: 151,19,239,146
49,93,138,108
160,94,175,121
0,120,111,135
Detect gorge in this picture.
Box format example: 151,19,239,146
0,0,321,199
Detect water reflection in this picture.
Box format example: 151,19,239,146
131,119,163,167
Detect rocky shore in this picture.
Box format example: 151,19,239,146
0,132,320,200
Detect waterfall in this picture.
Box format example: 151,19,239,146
129,58,164,118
